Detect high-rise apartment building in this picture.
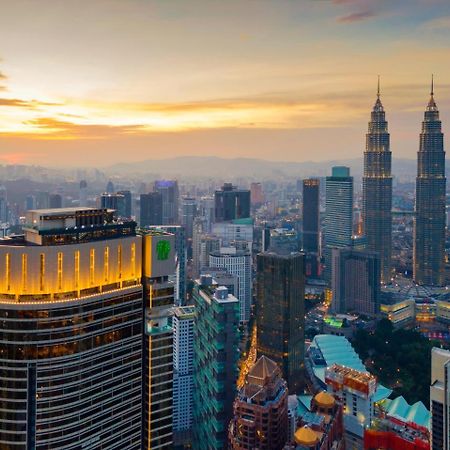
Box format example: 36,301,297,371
363,81,392,283
154,180,179,225
256,251,305,393
0,207,143,449
215,183,251,222
210,247,252,323
430,347,450,450
331,247,380,316
141,230,176,450
140,192,163,227
228,356,288,450
192,281,240,450
172,306,195,447
324,167,353,283
414,80,446,286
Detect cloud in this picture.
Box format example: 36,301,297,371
0,98,64,108
21,117,144,139
337,10,375,23
421,16,450,31
0,70,6,91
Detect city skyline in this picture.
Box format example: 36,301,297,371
0,0,449,165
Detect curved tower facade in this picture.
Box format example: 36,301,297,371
414,79,446,286
363,80,392,283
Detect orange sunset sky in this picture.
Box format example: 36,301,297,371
0,0,449,166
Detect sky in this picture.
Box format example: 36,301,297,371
0,0,449,167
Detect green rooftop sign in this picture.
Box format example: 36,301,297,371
156,240,171,260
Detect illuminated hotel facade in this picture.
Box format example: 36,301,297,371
0,208,143,449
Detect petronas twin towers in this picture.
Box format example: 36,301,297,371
363,77,446,286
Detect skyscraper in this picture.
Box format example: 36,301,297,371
363,79,392,283
154,180,179,225
256,251,305,393
118,190,132,218
302,178,320,253
228,356,288,450
101,192,127,218
181,196,197,241
192,281,240,450
430,347,450,450
331,247,380,316
414,78,446,286
0,207,143,449
141,230,176,450
215,183,251,222
172,306,195,447
324,166,353,283
140,192,163,226
210,247,252,323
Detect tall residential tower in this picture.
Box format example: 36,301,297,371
363,79,392,283
414,78,446,286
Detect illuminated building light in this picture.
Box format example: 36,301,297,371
21,254,27,292
74,250,80,289
104,246,109,282
40,253,45,291
57,252,63,291
5,253,10,291
90,248,95,285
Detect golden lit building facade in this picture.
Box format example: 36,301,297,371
0,208,143,450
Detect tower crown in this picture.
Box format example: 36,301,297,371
427,74,438,111
373,76,384,112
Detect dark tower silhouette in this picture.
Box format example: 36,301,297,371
363,77,392,283
414,76,446,286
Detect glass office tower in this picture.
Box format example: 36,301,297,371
256,251,305,393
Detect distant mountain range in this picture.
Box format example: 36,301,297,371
107,156,425,180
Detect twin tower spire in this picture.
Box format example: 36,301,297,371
364,74,445,286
